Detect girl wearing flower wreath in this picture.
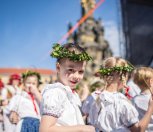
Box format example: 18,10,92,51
7,71,42,132
39,43,95,132
132,67,153,131
91,57,153,132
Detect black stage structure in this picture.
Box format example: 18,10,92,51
120,0,153,67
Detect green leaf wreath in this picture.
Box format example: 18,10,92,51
50,43,92,61
22,70,41,84
98,65,134,76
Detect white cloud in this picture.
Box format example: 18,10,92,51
103,21,120,56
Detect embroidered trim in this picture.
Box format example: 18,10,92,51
42,113,59,118
42,105,63,118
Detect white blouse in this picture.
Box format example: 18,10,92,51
41,82,84,126
92,91,139,132
8,91,40,119
132,93,153,132
7,91,40,132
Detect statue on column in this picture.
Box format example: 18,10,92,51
81,0,96,16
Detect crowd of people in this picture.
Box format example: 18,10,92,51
0,42,153,132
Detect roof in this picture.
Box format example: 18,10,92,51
0,68,56,75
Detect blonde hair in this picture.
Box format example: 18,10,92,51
103,57,129,68
133,67,153,89
102,57,130,83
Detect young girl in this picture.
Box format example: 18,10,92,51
1,73,21,102
8,70,42,132
132,67,153,131
1,74,22,132
39,43,95,132
92,57,153,132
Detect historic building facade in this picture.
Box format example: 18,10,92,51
67,0,112,78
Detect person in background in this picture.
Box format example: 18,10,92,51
7,70,42,132
1,74,22,132
75,79,90,102
1,74,22,101
127,69,141,98
0,78,8,106
132,67,153,131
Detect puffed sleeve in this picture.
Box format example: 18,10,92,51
41,85,66,118
121,100,139,127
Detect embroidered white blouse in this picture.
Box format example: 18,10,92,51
92,91,139,132
41,82,84,126
132,93,153,132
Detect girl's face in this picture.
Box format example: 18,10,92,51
12,79,20,87
24,76,38,92
57,59,86,89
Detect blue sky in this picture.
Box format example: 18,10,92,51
0,0,121,70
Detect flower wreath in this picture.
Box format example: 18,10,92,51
97,65,134,77
22,70,41,84
50,43,92,61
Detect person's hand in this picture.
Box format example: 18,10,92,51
28,85,42,103
29,85,37,93
25,82,39,94
29,85,39,95
9,111,20,124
